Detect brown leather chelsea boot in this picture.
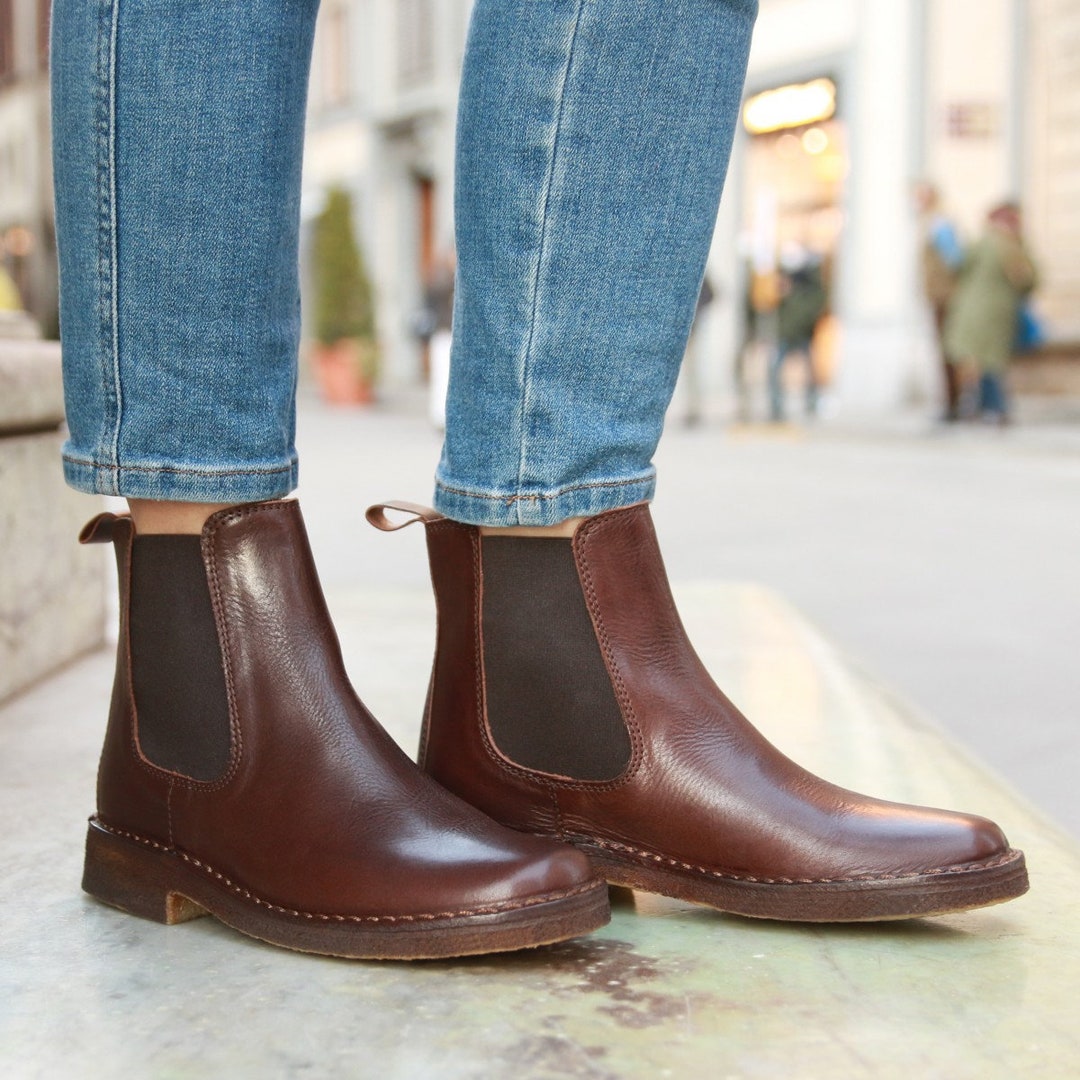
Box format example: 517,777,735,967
79,499,609,958
370,500,1028,922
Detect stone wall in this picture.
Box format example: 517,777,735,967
0,337,105,703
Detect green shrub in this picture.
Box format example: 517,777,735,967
311,188,377,362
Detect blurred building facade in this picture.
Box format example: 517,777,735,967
1,1,1076,403
707,0,1080,412
304,0,1078,409
0,0,55,335
302,0,471,389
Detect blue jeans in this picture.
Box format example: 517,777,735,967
52,0,756,523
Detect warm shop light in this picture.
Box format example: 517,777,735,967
801,127,829,155
743,78,837,135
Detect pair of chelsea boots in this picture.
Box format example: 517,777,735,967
80,498,1027,959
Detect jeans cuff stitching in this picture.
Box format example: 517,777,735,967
435,475,651,504
63,454,297,479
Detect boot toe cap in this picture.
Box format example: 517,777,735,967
842,803,1012,878
500,833,596,896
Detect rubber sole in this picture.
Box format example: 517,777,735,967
82,818,611,959
571,837,1029,922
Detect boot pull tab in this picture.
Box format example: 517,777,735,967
365,501,443,532
79,512,128,545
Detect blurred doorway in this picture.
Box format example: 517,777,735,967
740,78,847,408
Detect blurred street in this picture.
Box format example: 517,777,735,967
298,390,1080,840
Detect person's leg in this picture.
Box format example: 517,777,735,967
52,0,606,957
768,342,788,422
996,370,1012,423
803,339,819,417
52,0,311,509
979,370,1008,421
405,0,1027,921
934,304,961,421
942,360,961,421
436,0,756,526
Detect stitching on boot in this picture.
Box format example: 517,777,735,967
546,780,566,840
575,834,1021,885
94,818,600,923
561,510,645,789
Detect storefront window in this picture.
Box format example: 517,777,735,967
741,78,847,391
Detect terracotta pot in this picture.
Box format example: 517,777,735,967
309,339,374,405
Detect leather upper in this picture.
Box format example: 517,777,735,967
421,503,1011,883
85,500,593,918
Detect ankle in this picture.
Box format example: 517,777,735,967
127,499,243,535
476,501,651,539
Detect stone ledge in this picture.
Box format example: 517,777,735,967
0,337,65,435
0,337,103,703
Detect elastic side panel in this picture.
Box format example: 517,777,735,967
129,535,231,780
481,536,631,781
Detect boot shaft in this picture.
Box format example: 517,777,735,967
417,505,692,819
81,500,349,843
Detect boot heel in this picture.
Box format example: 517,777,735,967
82,820,207,925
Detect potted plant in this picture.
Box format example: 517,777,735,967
308,187,379,404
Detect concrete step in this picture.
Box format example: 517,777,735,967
0,583,1074,1078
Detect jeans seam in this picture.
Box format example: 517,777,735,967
95,0,122,495
514,0,587,520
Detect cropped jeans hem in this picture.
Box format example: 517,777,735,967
61,449,298,503
433,471,655,527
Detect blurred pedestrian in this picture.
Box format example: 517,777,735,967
768,244,827,422
681,273,715,426
914,182,964,421
945,201,1038,425
424,249,456,429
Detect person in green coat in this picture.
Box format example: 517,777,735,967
944,202,1038,423
769,245,828,422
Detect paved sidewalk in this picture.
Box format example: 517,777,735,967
2,581,1076,1078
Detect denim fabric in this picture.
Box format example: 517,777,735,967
52,0,318,500
436,0,757,525
52,0,754,513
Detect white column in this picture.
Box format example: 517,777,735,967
833,0,926,413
